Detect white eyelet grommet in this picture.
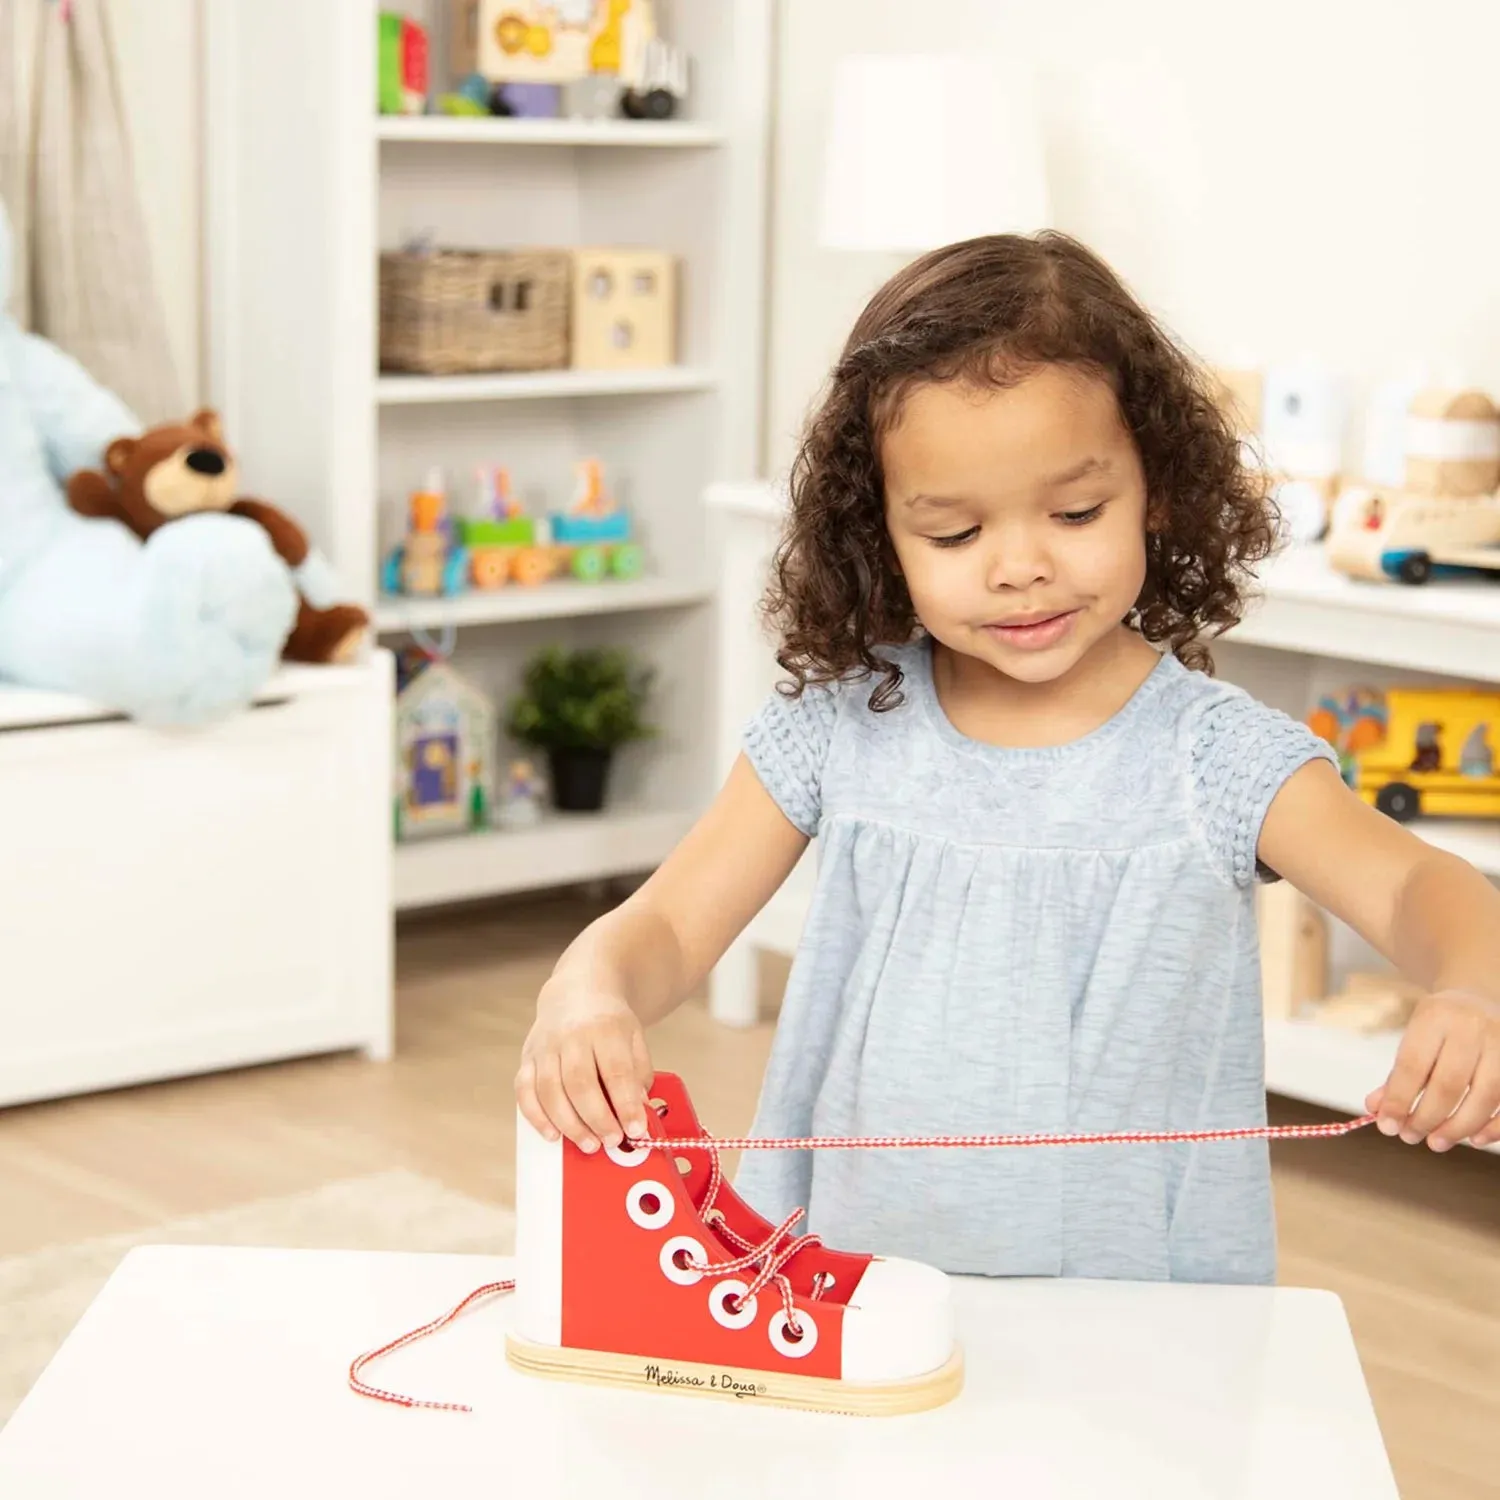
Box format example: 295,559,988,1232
625,1179,674,1231
659,1235,707,1286
605,1138,651,1169
709,1280,758,1330
768,1309,817,1358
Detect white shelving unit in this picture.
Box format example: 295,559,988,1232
206,0,772,913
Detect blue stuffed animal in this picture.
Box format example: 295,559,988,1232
0,199,315,726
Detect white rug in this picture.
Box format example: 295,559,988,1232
0,1170,515,1426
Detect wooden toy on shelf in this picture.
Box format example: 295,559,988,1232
394,655,497,841
495,758,547,828
1326,383,1500,585
377,12,429,115
452,458,645,588
1325,484,1500,584
1319,685,1500,823
1309,971,1423,1035
619,33,688,118
1405,387,1500,497
466,1,685,119
1307,685,1388,788
382,470,470,598
571,248,677,370
1257,880,1329,1021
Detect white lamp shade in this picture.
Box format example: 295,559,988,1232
818,54,1051,253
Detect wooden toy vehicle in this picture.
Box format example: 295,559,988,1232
457,511,644,588
459,458,644,587
1344,687,1500,822
1326,487,1500,585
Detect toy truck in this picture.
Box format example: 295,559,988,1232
1346,687,1500,822
1327,488,1500,585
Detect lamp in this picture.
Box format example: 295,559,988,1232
818,53,1051,253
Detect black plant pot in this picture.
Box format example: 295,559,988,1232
547,747,613,812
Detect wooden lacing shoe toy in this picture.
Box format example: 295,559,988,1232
504,1070,962,1416
348,1074,1374,1418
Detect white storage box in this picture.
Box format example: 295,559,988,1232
0,654,395,1108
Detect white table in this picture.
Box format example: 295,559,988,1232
0,1245,1397,1499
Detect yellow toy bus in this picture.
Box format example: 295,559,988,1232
1347,687,1500,822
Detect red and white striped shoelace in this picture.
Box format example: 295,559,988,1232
348,1111,1375,1412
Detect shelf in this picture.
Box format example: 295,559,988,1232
1265,1018,1499,1153
394,803,694,910
376,367,717,405
1231,543,1500,680
376,116,725,148
374,576,712,634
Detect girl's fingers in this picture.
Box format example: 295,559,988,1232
536,1053,601,1152
1471,1108,1500,1150
514,1056,559,1143
594,1027,649,1141
1377,1012,1444,1136
1403,1032,1480,1143
561,1041,626,1148
1430,1050,1500,1151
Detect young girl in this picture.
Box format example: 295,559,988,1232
515,232,1500,1285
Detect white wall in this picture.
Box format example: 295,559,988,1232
109,0,201,406
766,0,1500,477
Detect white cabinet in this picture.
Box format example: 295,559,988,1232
0,658,394,1108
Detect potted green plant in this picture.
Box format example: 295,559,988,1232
505,645,656,812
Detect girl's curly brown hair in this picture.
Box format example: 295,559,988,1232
763,231,1277,710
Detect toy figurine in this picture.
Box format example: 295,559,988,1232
496,757,547,828
1461,722,1495,778
382,467,471,599
477,463,522,520
569,457,613,516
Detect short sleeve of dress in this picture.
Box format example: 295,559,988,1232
1189,687,1340,888
741,681,839,837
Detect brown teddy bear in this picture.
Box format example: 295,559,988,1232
67,408,368,664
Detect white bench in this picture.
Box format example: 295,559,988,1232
0,654,395,1107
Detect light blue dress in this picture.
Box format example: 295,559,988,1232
735,637,1338,1285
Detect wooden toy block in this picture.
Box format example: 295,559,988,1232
1405,388,1500,497
1257,880,1329,1020
1312,971,1423,1034
401,532,448,595
570,248,677,370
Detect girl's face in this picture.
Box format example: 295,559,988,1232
881,364,1150,686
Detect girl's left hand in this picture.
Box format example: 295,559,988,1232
1366,990,1500,1151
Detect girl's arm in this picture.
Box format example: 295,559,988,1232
1258,758,1500,1151
515,753,809,1152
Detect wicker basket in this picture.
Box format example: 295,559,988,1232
378,249,572,374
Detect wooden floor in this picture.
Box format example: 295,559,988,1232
2,892,1496,1495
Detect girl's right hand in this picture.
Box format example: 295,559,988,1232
514,985,654,1154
